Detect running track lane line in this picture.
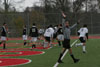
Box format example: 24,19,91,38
53,40,78,67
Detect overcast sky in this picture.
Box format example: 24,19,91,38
15,0,40,11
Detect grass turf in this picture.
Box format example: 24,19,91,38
0,39,100,67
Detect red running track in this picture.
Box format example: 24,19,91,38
0,51,44,57
0,58,31,67
0,51,44,66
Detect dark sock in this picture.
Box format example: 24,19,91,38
58,53,63,61
3,44,6,49
70,54,76,60
32,44,36,48
24,42,27,45
0,42,2,45
58,41,61,46
58,48,66,62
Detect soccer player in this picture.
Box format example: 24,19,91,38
57,12,80,63
29,23,39,48
38,28,44,40
75,24,88,53
22,25,27,46
53,25,58,39
0,23,8,49
44,25,54,48
57,24,64,46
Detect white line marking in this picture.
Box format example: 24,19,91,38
53,40,78,67
5,58,32,67
0,61,2,63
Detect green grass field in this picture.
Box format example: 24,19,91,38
0,39,100,67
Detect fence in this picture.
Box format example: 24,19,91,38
0,12,100,37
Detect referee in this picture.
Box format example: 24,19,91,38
57,12,80,63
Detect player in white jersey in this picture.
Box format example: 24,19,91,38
75,24,88,53
53,25,58,39
44,25,54,48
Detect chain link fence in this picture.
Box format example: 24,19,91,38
0,12,100,37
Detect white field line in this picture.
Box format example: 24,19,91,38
53,40,78,67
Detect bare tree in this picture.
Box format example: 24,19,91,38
0,0,25,12
42,0,71,12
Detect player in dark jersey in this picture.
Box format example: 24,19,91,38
0,23,8,49
57,24,64,46
22,25,28,46
29,23,38,48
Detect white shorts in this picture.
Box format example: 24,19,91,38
1,36,7,41
31,37,38,42
22,35,27,40
57,34,64,41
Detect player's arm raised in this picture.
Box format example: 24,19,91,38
61,11,67,30
61,11,66,18
70,19,80,29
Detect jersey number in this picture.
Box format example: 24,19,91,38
60,29,62,32
32,29,36,32
47,29,50,32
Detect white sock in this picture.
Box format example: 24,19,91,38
83,46,86,52
44,42,48,48
49,42,52,47
76,43,83,46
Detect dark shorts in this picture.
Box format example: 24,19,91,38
53,33,57,39
45,37,51,43
79,37,86,43
62,39,71,49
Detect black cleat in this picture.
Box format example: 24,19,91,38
74,59,80,63
0,42,2,45
24,42,27,46
58,60,64,63
32,44,36,48
83,51,86,53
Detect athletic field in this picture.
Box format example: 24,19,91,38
0,36,100,67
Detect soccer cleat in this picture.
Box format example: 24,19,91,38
3,44,6,49
83,51,86,53
74,59,80,63
0,42,2,45
32,44,36,48
24,43,26,46
58,60,64,63
24,42,27,46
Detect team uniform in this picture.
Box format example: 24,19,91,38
76,27,88,53
0,25,8,49
1,26,7,41
53,26,58,39
22,28,27,40
43,27,54,48
44,27,54,43
57,27,64,41
29,26,38,42
78,28,88,43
